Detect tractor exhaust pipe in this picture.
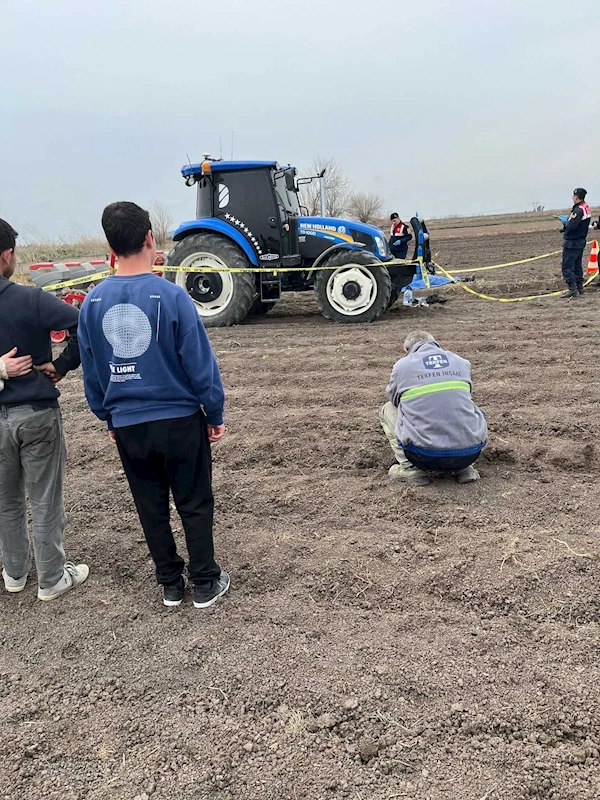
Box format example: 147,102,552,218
319,169,327,217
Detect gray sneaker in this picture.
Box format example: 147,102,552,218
455,465,480,484
38,563,89,601
388,464,430,486
193,571,230,609
2,568,27,593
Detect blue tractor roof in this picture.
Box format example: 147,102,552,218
182,160,278,178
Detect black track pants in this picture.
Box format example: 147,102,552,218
115,411,220,585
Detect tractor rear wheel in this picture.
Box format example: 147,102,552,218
165,233,255,328
314,250,391,323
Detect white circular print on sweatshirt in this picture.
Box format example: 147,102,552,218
102,303,152,359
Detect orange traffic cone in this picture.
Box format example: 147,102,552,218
586,240,599,274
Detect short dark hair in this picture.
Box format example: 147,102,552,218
0,218,18,253
101,201,152,257
574,187,587,200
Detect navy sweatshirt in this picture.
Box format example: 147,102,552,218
77,273,224,430
0,276,80,407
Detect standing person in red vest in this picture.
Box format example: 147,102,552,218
389,213,413,261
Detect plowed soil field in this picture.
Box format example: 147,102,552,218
2,229,599,800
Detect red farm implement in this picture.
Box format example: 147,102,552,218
29,253,166,342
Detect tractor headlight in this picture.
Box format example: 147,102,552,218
375,237,388,257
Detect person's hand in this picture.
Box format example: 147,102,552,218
208,424,225,443
1,348,33,378
34,362,63,384
108,430,116,444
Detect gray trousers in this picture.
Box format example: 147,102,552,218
0,405,67,587
379,402,413,467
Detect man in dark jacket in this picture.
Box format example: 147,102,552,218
560,188,591,298
0,218,88,600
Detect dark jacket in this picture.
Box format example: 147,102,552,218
0,276,80,407
564,201,591,249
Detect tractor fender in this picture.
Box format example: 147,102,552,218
172,219,259,267
309,242,381,278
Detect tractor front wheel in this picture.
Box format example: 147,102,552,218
165,233,256,328
314,250,391,323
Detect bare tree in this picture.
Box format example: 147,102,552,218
298,156,352,218
347,192,384,225
150,202,173,247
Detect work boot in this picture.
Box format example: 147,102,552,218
455,465,480,484
577,282,584,295
559,284,578,299
37,562,89,601
388,464,430,486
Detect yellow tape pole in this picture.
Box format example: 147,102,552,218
417,256,430,289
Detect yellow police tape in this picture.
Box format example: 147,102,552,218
434,261,597,302
450,249,563,274
41,269,113,292
39,258,421,291
38,244,591,303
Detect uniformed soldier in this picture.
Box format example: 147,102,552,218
560,188,592,299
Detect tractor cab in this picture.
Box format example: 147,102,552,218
179,158,301,268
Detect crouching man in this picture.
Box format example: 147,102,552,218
379,331,487,486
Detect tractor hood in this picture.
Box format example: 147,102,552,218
297,217,389,259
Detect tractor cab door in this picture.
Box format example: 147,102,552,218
273,168,301,266
211,167,284,265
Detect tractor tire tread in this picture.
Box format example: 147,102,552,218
165,233,256,327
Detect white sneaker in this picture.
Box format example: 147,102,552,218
455,466,480,484
2,568,27,593
388,464,430,486
38,562,89,601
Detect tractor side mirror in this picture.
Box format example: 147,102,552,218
285,171,296,193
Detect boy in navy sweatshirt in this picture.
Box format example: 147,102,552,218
78,202,229,609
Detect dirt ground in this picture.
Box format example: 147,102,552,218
2,229,600,800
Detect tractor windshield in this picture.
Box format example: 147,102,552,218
273,170,300,217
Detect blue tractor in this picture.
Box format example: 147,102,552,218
166,157,431,326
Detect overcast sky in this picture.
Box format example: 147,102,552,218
1,0,599,240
